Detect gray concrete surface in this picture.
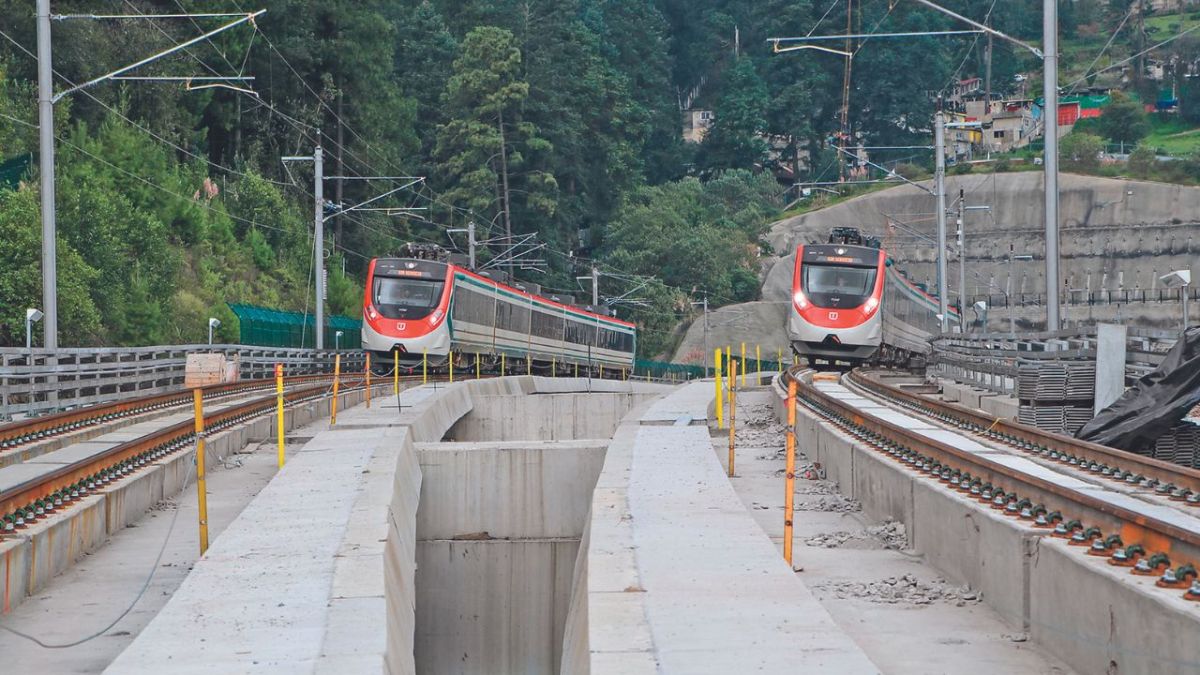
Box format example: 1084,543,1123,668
727,388,1074,674
0,383,385,617
105,389,421,675
565,381,880,673
782,373,1200,675
100,376,670,675
0,427,318,672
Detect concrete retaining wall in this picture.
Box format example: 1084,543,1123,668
445,393,660,442
415,539,579,673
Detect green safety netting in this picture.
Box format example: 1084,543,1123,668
228,303,361,349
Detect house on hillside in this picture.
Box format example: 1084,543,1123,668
682,109,713,143
964,97,1037,153
947,77,981,106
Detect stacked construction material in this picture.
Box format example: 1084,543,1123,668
1016,361,1096,435
1150,421,1200,469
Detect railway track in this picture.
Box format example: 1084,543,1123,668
785,366,1200,601
0,374,346,453
0,374,371,535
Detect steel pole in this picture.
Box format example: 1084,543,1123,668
314,144,325,350
36,0,57,350
935,109,949,333
1044,0,1061,331
591,267,599,306
467,221,476,269
958,188,967,333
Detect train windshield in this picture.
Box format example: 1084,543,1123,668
373,278,444,319
803,265,876,307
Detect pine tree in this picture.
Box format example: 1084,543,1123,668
434,26,557,251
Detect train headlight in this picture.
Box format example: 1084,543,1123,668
367,305,379,321
863,297,880,315
429,309,445,325
792,290,809,310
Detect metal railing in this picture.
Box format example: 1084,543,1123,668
970,287,1200,310
1,344,363,420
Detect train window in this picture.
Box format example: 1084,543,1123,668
452,286,494,325
373,278,444,319
803,266,876,297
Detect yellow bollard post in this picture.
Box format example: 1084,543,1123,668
527,354,532,376
365,353,371,409
622,367,627,381
476,352,481,379
449,351,454,383
331,354,341,425
422,349,428,385
784,380,798,566
600,364,604,380
714,348,724,429
741,342,746,387
574,362,578,378
393,350,399,397
726,346,731,384
501,352,506,376
728,360,737,477
756,344,761,378
552,357,556,378
777,347,782,371
192,389,210,555
275,364,285,469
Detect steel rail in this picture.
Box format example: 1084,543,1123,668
0,377,363,530
785,367,1200,583
0,373,348,451
847,369,1200,499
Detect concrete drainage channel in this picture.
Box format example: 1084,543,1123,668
0,381,390,614
774,372,1200,675
413,386,663,672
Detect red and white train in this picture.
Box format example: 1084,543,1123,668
788,228,887,366
361,246,637,372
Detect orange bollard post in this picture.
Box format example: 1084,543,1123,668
192,389,210,555
784,380,798,566
331,354,341,425
275,364,285,469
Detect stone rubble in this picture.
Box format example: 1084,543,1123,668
814,573,984,607
804,521,907,550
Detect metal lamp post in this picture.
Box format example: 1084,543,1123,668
335,330,344,351
207,317,221,346
25,308,44,352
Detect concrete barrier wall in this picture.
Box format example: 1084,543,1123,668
385,431,422,675
444,393,661,442
416,539,579,673
413,437,609,672
416,441,606,540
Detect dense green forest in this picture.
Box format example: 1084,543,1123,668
0,1,1181,355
